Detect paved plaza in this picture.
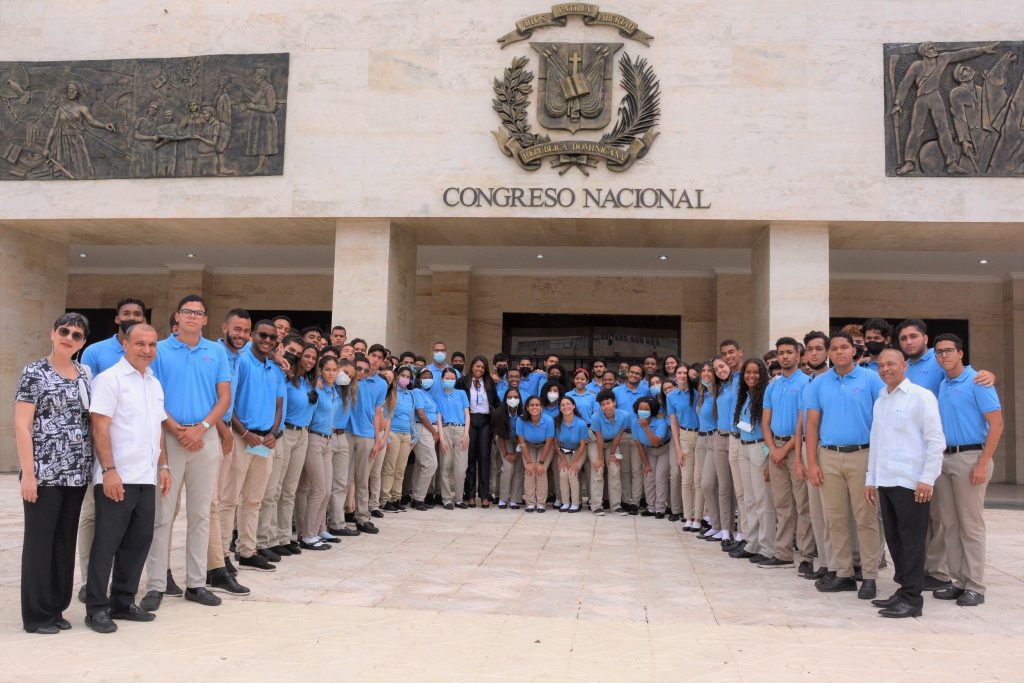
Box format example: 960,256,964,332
0,474,1021,681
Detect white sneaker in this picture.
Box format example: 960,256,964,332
554,500,562,508
319,530,338,542
526,504,536,512
568,505,580,512
559,503,570,512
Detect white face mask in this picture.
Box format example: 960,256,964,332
506,397,520,408
336,373,352,386
546,391,560,404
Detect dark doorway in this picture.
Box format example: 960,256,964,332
247,310,333,338
68,307,153,353
830,317,971,363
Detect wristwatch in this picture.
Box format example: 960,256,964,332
201,421,211,430
102,465,116,474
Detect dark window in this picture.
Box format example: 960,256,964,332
247,310,333,339
68,307,152,351
830,317,971,363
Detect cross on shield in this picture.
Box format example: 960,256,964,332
530,42,622,134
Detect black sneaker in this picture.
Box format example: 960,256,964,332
640,509,655,517
185,587,223,606
383,501,399,513
270,544,293,557
668,513,679,522
654,512,665,520
356,521,379,534
455,501,468,509
758,557,794,568
613,507,628,516
628,507,638,516
923,575,953,592
237,553,276,572
798,560,814,577
224,556,238,576
258,547,281,563
443,502,455,510
395,503,407,512
412,501,430,511
139,590,162,612
370,509,385,518
286,541,303,554
164,570,183,597
207,568,250,595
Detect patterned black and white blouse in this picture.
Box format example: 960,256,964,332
14,358,94,486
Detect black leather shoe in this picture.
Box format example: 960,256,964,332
798,561,814,577
628,507,638,516
805,567,830,580
923,575,953,592
933,586,964,600
299,539,330,550
140,590,163,612
758,557,794,569
78,585,87,604
270,544,293,557
286,541,302,554
329,527,361,537
654,512,665,519
879,600,922,618
224,556,238,576
185,587,222,606
640,509,655,517
721,539,741,552
857,579,877,600
356,521,379,534
370,509,385,518
383,501,399,513
412,501,430,511
667,513,679,522
957,589,985,606
258,547,281,563
56,616,71,630
871,593,900,608
747,554,769,564
110,603,156,622
27,623,61,634
237,553,276,572
816,575,857,593
164,570,183,596
443,502,455,510
730,548,755,559
85,611,118,634
207,567,250,595
454,501,468,509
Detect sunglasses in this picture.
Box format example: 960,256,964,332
257,332,278,341
57,326,85,342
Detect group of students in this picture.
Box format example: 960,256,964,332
14,296,1003,634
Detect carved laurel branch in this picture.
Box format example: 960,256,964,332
601,53,660,149
492,56,550,148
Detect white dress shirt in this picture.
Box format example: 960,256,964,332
90,357,167,485
866,378,945,490
469,379,490,414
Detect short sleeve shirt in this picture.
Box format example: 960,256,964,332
437,389,470,426
555,416,589,450
666,389,699,430
567,390,596,426
592,408,630,440
763,371,809,437
517,413,555,444
81,334,125,377
152,335,232,425
632,415,669,447
284,377,316,428
413,387,439,424
937,366,1001,446
804,366,885,445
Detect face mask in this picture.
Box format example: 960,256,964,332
452,363,465,374
519,366,530,375
617,369,628,380
433,352,446,364
496,365,508,377
546,391,560,404
637,410,651,420
398,377,410,388
282,351,298,365
118,319,138,335
506,397,520,408
701,379,712,388
865,341,886,355
809,360,828,371
336,373,352,386
442,379,456,391
420,378,434,390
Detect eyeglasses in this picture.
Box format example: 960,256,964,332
256,332,278,341
178,308,206,319
56,326,85,342
627,371,642,377
934,348,958,357
356,366,369,374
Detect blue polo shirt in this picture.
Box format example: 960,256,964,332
586,379,602,394
388,388,415,434
218,340,243,421
696,391,716,432
543,402,560,419
350,374,386,439
284,376,315,428
906,348,944,396
152,335,232,425
716,373,740,432
519,371,545,400
413,387,439,424
763,371,809,437
517,414,555,444
495,379,508,401
632,415,669,447
232,347,286,432
592,408,630,440
804,365,885,446
437,388,469,426
737,397,764,441
613,383,648,414
424,363,459,404
937,366,1001,446
333,386,353,430
308,385,340,434
81,334,124,377
567,389,596,426
666,388,699,430
555,416,589,450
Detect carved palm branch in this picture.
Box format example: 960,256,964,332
601,53,660,148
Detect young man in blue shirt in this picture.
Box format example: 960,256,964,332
593,389,631,515
612,364,649,513
350,351,387,532
718,339,746,550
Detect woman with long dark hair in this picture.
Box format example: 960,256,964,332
668,364,700,528
633,396,670,517
696,359,726,540
457,356,498,508
380,365,416,512
733,358,776,563
492,386,524,509
554,395,588,512
294,355,341,550
517,395,555,512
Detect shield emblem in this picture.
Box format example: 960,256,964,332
530,42,623,133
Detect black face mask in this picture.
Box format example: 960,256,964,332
808,360,829,371
496,365,508,377
118,320,137,336
282,351,299,365
452,363,465,374
864,340,886,356
519,366,531,375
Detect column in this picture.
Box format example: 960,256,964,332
429,266,470,357
751,223,830,354
1002,275,1023,484
0,226,69,471
714,270,753,353
332,219,417,352
156,265,212,336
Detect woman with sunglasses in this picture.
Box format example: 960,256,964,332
517,395,555,512
380,366,416,513
294,355,342,550
15,313,93,634
409,368,443,511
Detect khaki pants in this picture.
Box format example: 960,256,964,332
802,444,833,570
618,432,643,506
925,504,949,581
77,490,96,583
701,433,733,532
934,449,992,593
601,440,625,509
728,435,745,535
369,433,389,511
585,433,604,511
696,435,716,525
411,425,439,502
557,447,585,506
819,447,879,579
147,430,220,590
642,443,671,513
497,437,524,504
738,442,775,558
295,433,331,538
257,428,308,549
351,435,374,523
523,443,551,507
327,432,351,529
440,425,469,504
219,433,274,558
381,431,414,504
770,445,814,563
670,429,699,518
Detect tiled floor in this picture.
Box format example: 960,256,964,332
0,473,1021,681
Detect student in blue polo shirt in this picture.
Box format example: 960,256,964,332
424,340,459,404
517,395,555,512
694,361,719,538
437,367,470,509
733,358,778,566
612,364,649,513
554,396,589,513
141,294,230,612
592,389,630,516
633,396,670,517
81,297,147,377
586,359,606,394
409,368,444,510
327,356,357,534
933,333,1003,606
380,366,416,513
668,366,700,528
349,347,388,533
702,357,736,543
295,355,342,551
493,386,525,509
804,331,885,598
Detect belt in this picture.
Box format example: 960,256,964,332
248,428,270,436
284,423,306,431
333,428,346,435
681,427,698,432
821,443,869,453
774,435,792,443
180,422,201,427
717,430,732,437
731,432,740,439
741,438,765,445
310,429,331,439
944,443,983,454
445,423,465,427
698,430,715,436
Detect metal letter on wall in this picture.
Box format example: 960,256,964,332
884,42,1024,177
0,52,288,180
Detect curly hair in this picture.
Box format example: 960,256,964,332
733,358,770,428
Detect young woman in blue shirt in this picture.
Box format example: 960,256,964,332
296,355,341,550
555,396,588,512
437,368,470,509
516,395,555,512
696,360,726,540
634,396,670,517
492,387,524,509
380,366,415,513
733,358,777,564
668,365,701,529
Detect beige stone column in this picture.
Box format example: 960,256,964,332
0,226,69,471
429,266,470,357
714,270,752,353
1001,275,1023,484
751,223,830,355
332,219,417,352
156,265,212,337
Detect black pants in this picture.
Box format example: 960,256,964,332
86,483,156,616
879,486,929,609
21,484,87,631
465,413,493,500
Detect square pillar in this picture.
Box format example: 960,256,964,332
428,266,470,357
332,219,417,352
714,270,753,353
158,265,212,336
751,223,830,354
0,226,69,471
1002,276,1023,484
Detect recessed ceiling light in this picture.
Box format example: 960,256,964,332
658,255,668,261
536,254,544,259
978,259,989,264
78,252,87,258
187,253,196,259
